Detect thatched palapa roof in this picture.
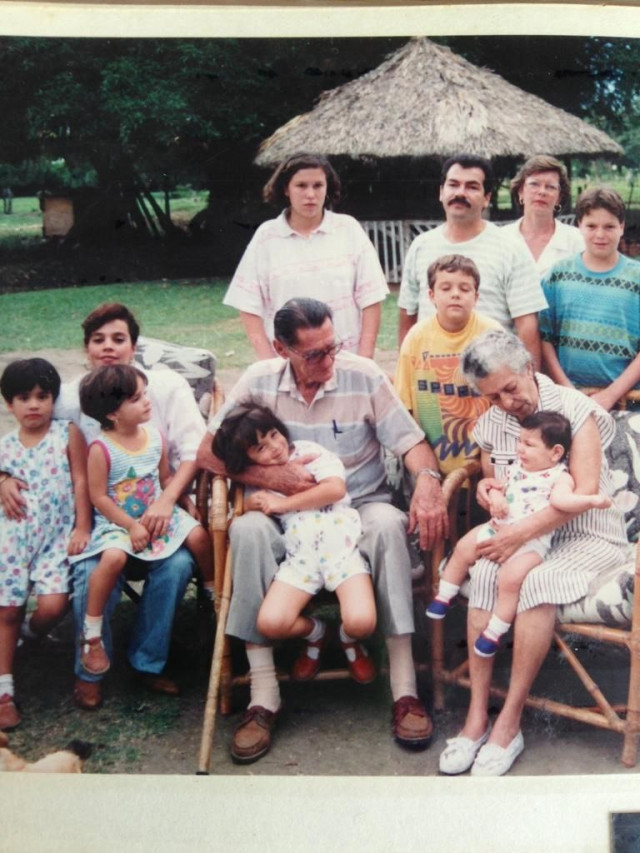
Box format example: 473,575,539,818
255,37,623,166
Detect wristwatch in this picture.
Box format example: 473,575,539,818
416,467,442,482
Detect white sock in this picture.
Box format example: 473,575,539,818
436,580,460,603
339,624,356,645
246,646,281,713
0,674,14,697
386,634,417,702
304,618,325,644
83,615,103,641
20,619,39,640
484,614,512,642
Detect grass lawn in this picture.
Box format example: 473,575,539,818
0,279,400,367
0,196,43,249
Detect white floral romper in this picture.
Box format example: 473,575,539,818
272,440,370,595
0,420,74,605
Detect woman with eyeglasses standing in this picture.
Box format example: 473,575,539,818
502,155,584,278
223,153,389,360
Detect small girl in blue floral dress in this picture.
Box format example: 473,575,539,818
0,359,90,730
213,404,377,684
75,364,214,676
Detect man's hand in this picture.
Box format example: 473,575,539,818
408,474,449,551
0,476,29,521
141,494,175,539
258,456,318,496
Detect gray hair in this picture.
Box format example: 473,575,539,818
461,329,532,389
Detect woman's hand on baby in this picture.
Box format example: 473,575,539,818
67,528,90,556
0,476,29,521
475,523,526,564
477,478,504,512
129,521,151,552
140,495,174,538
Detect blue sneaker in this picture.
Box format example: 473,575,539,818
474,633,500,658
426,599,450,620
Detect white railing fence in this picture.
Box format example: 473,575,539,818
361,214,576,283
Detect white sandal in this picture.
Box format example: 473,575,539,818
439,726,491,775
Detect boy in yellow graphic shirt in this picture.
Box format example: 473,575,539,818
395,255,501,475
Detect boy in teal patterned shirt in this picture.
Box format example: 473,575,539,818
540,187,640,411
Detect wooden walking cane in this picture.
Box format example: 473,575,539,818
197,478,243,774
197,543,233,774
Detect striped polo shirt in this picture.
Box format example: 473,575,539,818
398,221,548,329
209,352,425,503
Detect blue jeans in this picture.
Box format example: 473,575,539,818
73,547,194,683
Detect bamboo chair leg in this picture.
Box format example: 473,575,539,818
197,546,233,775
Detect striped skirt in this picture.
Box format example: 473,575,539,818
468,535,630,613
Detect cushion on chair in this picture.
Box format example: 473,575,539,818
134,336,216,418
557,551,635,626
553,411,640,626
608,411,640,543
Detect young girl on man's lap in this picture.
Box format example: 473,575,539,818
212,404,377,683
0,359,90,730
76,364,214,676
427,411,611,656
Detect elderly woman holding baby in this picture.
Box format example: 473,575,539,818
438,328,628,777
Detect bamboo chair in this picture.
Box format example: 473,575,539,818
429,389,640,767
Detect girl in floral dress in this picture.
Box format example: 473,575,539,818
0,359,90,730
212,403,377,684
75,364,213,675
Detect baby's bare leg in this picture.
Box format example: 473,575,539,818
494,551,543,625
440,526,482,586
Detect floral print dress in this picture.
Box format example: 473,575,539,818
0,419,74,605
76,424,198,563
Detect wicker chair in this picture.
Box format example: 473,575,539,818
429,397,640,768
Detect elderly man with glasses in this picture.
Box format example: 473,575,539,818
197,297,448,764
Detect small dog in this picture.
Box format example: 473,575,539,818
0,731,92,773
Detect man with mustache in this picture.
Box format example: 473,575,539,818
397,155,547,368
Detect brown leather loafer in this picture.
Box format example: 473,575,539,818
392,695,433,750
133,671,180,696
230,705,279,764
0,693,20,731
73,679,103,711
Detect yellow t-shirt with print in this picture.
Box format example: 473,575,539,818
395,311,501,475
